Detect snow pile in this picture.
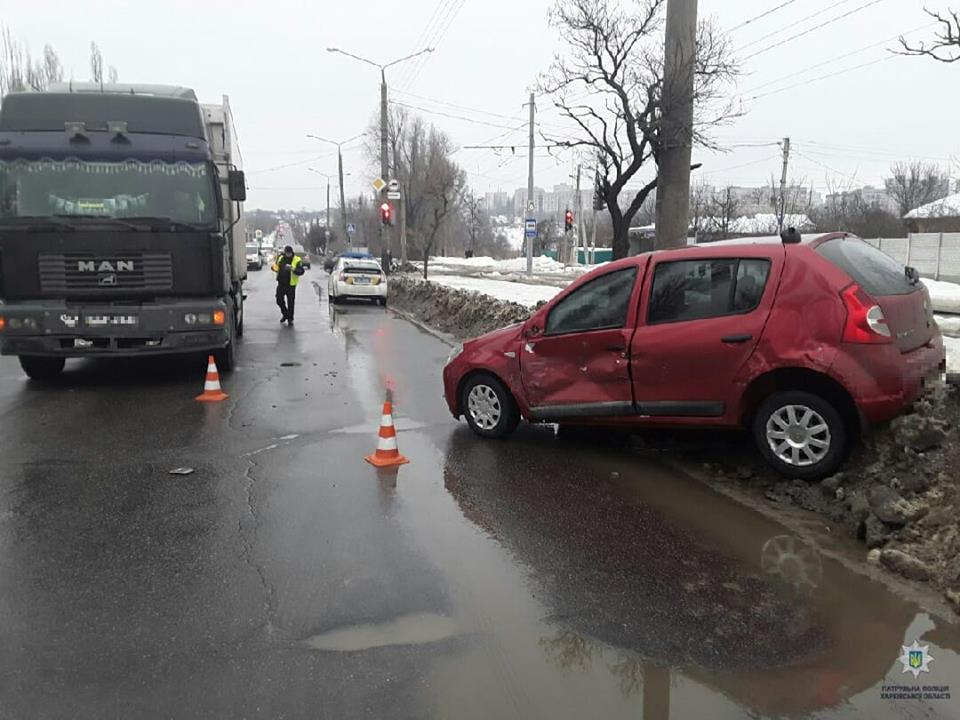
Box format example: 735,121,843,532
728,214,814,234
904,191,960,219
923,278,960,314
427,255,586,275
429,275,563,307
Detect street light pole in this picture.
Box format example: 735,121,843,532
307,134,360,249
327,46,433,265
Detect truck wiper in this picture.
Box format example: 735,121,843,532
121,216,211,232
0,215,77,231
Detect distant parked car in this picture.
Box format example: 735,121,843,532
323,253,340,273
292,244,311,269
328,257,388,306
442,232,945,479
245,243,263,270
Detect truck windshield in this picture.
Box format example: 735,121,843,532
0,158,217,226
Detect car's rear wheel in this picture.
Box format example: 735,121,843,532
19,355,65,380
461,374,520,439
753,391,846,480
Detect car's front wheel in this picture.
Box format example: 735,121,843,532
461,374,520,439
753,391,847,480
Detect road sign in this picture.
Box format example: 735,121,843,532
254,229,263,239
387,190,401,200
372,177,386,193
388,179,399,192
524,218,537,239
346,223,357,235
527,200,535,212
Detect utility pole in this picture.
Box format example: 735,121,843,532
380,68,390,265
655,0,698,250
777,137,791,234
337,149,348,247
573,164,582,265
526,91,536,275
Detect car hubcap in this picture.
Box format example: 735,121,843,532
766,404,831,467
467,385,502,431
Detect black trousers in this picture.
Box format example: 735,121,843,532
276,284,296,321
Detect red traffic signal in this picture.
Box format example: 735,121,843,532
380,202,393,225
564,209,574,231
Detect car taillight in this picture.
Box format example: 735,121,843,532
841,283,891,344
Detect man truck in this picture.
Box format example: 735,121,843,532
0,83,247,379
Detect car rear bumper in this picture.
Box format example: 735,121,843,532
334,281,387,297
834,336,946,425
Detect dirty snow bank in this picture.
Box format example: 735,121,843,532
426,255,586,276
389,275,538,340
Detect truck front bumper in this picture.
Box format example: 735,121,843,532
0,299,230,358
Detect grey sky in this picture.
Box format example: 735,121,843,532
4,0,956,209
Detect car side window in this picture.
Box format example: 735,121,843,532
648,258,771,324
546,267,638,335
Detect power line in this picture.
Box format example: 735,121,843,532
697,153,782,178
743,21,935,94
395,0,454,89
392,89,526,123
736,0,858,52
793,148,861,182
745,53,895,100
397,0,467,93
388,100,521,130
741,0,888,62
726,0,799,33
247,152,336,175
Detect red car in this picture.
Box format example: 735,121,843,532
442,232,945,479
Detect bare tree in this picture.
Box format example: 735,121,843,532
108,65,119,84
704,185,741,241
41,45,63,86
886,161,951,217
90,42,103,85
419,128,464,279
538,0,739,258
688,180,712,241
899,7,960,62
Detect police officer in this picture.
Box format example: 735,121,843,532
272,245,305,326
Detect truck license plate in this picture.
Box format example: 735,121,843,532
84,315,139,327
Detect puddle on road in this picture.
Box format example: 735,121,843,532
331,419,428,435
302,613,458,652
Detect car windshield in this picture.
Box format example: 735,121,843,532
246,244,259,252
0,157,217,226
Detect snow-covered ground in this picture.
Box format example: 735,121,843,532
923,278,960,314
429,275,564,306
427,255,589,276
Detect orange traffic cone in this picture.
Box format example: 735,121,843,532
365,399,409,467
196,355,229,402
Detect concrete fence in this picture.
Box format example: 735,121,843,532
863,234,960,284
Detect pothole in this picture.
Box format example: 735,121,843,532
302,612,457,652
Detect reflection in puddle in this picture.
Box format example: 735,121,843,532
760,534,823,592
302,612,457,652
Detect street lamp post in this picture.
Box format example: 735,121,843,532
306,134,360,249
326,46,433,264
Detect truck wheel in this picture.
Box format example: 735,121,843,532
461,374,520,439
214,314,237,372
753,391,847,480
19,356,65,381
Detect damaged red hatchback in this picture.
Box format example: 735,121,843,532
442,232,945,479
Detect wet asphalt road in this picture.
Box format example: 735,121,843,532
0,269,958,719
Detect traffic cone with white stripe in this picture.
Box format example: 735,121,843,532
196,355,229,403
365,398,409,467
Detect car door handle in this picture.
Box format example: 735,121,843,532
721,334,753,344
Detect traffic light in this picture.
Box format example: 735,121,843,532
380,202,393,226
564,210,574,232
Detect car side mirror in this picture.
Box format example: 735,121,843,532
227,170,247,202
